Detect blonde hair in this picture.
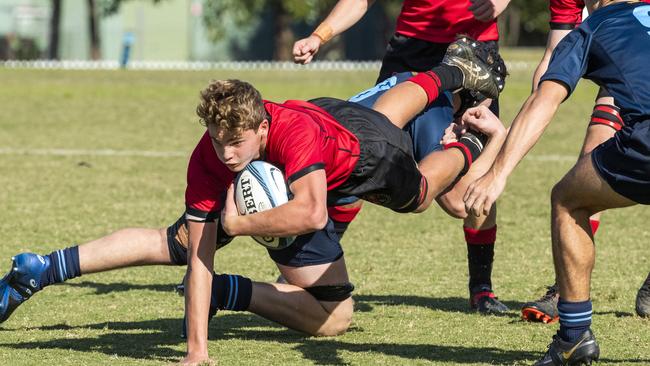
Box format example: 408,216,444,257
196,79,266,135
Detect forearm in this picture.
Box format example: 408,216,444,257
491,88,563,179
230,199,327,237
471,128,507,175
185,222,217,358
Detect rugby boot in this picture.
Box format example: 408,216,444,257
470,285,509,314
522,284,560,324
176,280,219,339
534,329,600,366
635,271,650,317
442,35,507,99
0,253,50,323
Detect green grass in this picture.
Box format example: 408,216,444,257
0,51,649,365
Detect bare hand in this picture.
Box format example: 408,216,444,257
293,35,322,64
468,0,510,22
220,183,239,236
461,105,505,137
440,122,465,145
463,170,506,216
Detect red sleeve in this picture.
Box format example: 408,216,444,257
549,0,585,30
267,111,326,185
184,132,232,221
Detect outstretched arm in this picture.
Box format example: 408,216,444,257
293,0,374,64
463,80,568,216
183,220,217,365
221,169,328,237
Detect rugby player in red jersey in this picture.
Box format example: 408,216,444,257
0,39,506,366
293,0,512,314
183,40,506,364
521,0,650,323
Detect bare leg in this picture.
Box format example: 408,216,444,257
79,228,172,274
372,81,429,129
248,257,353,336
550,154,635,301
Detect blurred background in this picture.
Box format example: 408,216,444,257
0,0,555,63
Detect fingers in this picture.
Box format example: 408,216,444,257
293,37,321,64
464,180,492,217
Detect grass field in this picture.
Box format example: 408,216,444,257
0,50,649,365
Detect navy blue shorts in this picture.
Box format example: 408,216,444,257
266,219,344,267
166,215,343,267
592,120,650,204
349,72,454,161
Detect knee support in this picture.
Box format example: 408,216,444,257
590,104,623,131
305,282,355,302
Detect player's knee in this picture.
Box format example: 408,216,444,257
551,179,579,212
305,283,354,336
437,194,468,219
313,299,353,337
551,181,568,209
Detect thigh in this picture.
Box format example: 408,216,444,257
556,152,636,212
590,122,650,205
405,93,454,161
267,219,344,270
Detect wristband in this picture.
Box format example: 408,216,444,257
312,23,334,44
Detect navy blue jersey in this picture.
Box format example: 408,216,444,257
541,2,650,125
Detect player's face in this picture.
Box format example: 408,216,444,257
208,122,267,172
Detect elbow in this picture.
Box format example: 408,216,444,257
306,206,329,231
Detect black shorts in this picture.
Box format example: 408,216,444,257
166,215,235,265
310,97,425,212
166,214,344,267
378,33,500,116
592,120,650,204
267,219,344,267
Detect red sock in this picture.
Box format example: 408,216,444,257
407,71,442,105
589,219,600,236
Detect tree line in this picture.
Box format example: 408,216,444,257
43,0,551,61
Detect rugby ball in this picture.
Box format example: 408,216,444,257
234,161,295,250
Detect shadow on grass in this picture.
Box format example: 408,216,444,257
354,294,521,318
60,281,178,295
0,314,647,365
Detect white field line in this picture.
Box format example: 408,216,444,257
0,146,574,162
0,147,187,158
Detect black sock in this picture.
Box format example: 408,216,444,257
211,274,253,311
463,226,497,291
431,64,464,91
467,243,494,290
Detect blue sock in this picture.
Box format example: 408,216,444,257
558,298,592,342
40,246,81,288
211,274,252,311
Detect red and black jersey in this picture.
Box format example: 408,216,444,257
549,0,586,29
184,131,236,221
263,100,359,190
184,100,360,221
395,0,499,44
